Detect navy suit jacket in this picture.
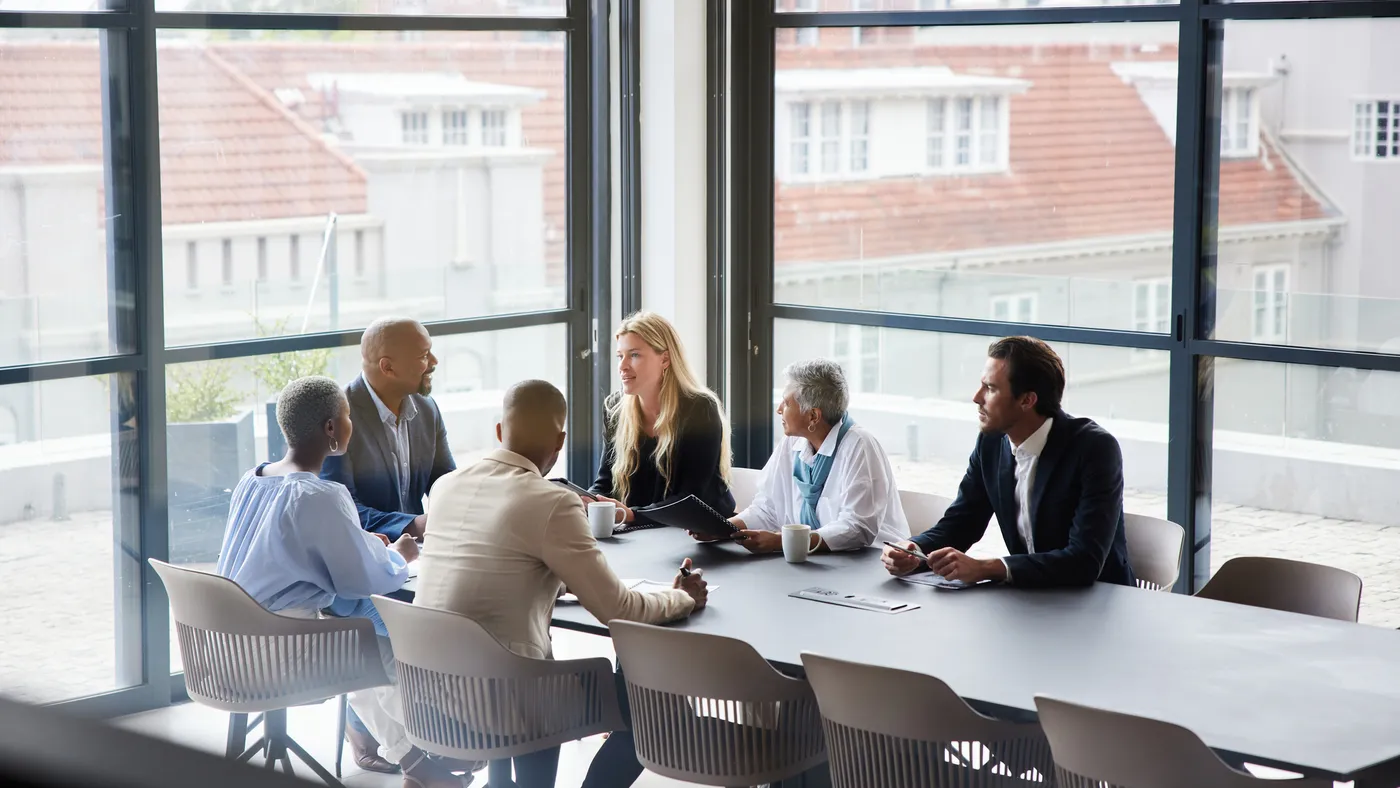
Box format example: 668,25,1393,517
321,375,456,540
911,412,1136,588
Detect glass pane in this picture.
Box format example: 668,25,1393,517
1208,19,1400,353
156,0,565,15
774,23,1180,331
1205,358,1400,626
0,30,135,366
0,373,140,703
771,319,1168,557
779,0,1179,10
156,30,567,348
166,323,567,669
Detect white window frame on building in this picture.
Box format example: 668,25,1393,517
1133,277,1171,334
786,99,872,181
220,239,233,289
185,241,198,291
832,323,882,394
1220,86,1258,159
790,0,819,46
1252,264,1290,343
443,108,470,145
256,236,268,283
926,95,1010,174
989,292,1037,324
481,108,509,147
401,109,430,145
1352,98,1400,161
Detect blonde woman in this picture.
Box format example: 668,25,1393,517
589,311,735,524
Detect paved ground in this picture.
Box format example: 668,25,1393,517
4,458,1398,705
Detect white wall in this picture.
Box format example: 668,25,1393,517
639,0,709,380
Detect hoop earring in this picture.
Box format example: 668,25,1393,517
807,423,816,433
329,439,339,453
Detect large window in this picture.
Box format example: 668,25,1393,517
0,2,595,715
738,2,1400,605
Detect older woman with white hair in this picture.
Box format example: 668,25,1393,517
719,359,909,554
216,376,464,788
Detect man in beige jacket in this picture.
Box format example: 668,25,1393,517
414,379,708,788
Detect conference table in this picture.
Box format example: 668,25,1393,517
406,527,1400,786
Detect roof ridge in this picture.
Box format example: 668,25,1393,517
197,43,368,185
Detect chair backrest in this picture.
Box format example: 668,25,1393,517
149,559,388,712
1195,556,1362,622
729,466,763,511
372,596,622,761
1034,696,1330,788
802,653,1052,788
609,620,826,786
1122,513,1184,592
898,489,952,538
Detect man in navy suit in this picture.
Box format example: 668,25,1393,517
323,317,455,541
883,336,1136,588
320,317,456,773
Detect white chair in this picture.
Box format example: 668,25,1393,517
803,652,1052,787
1035,695,1330,788
729,466,764,511
1195,556,1362,622
609,620,827,786
150,559,390,786
1122,513,1184,592
898,489,952,539
371,595,623,762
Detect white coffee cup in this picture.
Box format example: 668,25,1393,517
587,501,617,539
782,523,817,563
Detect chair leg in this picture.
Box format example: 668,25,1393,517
262,709,288,770
286,735,349,788
335,694,348,778
487,758,515,787
225,713,249,760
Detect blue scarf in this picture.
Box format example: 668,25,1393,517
792,415,854,528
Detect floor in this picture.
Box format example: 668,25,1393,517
116,627,695,788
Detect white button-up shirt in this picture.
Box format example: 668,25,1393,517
737,422,909,552
1002,416,1054,582
365,380,418,512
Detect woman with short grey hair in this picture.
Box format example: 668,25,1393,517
716,358,909,554
214,376,462,788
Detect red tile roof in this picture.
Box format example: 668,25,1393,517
773,42,1332,267
0,40,367,226
208,39,567,270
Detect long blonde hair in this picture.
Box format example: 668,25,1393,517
608,311,733,505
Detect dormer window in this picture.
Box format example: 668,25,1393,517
927,95,1007,173
443,109,470,145
481,109,508,147
401,110,429,145
1220,87,1257,159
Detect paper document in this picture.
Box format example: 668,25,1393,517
407,560,420,579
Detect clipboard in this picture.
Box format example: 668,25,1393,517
633,495,738,540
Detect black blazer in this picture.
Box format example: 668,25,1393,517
590,391,736,517
911,412,1136,588
320,374,456,540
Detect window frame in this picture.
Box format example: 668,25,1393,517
784,98,875,182
1352,98,1400,162
925,94,1010,175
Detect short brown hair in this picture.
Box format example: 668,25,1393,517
987,336,1065,417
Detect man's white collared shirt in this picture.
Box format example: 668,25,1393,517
1001,416,1054,582
365,381,418,512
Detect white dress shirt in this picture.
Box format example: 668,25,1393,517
365,378,418,512
736,422,908,552
1002,416,1054,582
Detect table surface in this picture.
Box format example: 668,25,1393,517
533,527,1400,781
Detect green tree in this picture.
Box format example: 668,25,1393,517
248,318,334,396
166,361,243,424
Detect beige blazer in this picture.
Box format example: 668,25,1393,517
414,449,695,659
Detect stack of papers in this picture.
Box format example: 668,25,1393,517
897,574,974,590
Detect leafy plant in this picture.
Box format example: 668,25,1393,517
167,361,243,424
249,317,334,396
